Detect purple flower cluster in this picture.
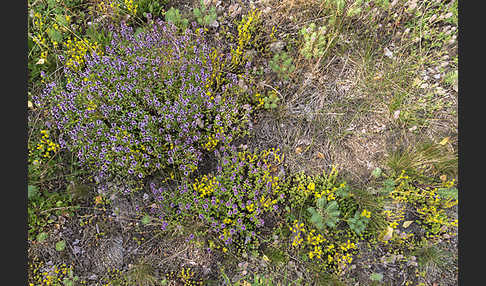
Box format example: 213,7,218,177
34,20,251,190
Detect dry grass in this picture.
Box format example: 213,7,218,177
248,0,458,188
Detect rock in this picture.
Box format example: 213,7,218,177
210,20,219,29
73,245,82,255
269,41,285,53
384,47,394,59
393,110,401,120
297,138,311,146
228,3,241,18
238,79,248,92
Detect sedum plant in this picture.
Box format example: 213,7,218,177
193,0,217,27
269,51,295,80
347,209,371,235
164,7,189,29
307,196,340,230
263,91,279,110
34,20,251,192
299,23,328,60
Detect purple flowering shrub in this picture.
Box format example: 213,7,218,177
149,147,286,250
34,20,251,190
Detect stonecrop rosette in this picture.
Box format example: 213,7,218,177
34,20,251,191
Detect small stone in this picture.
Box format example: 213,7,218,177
73,246,82,255
209,20,219,28
228,3,242,18
384,47,394,59
393,110,401,120
297,138,311,146
196,118,204,128
269,41,284,53
238,79,248,92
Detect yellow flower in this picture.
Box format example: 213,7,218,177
361,209,371,218
307,182,315,191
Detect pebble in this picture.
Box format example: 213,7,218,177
269,41,284,53
210,20,219,28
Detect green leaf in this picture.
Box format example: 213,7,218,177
437,187,458,200
307,207,317,215
371,167,382,178
55,240,66,251
336,185,350,198
316,197,327,209
326,218,337,228
47,28,63,42
28,185,39,200
47,0,56,8
135,27,145,37
382,178,395,193
326,201,339,214
55,14,68,27
36,232,48,242
370,272,383,281
141,215,151,225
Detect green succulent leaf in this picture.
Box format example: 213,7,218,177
55,240,66,251
437,187,458,200
372,167,382,178
47,28,63,42
317,197,327,210
382,178,396,193
36,232,48,242
141,215,151,225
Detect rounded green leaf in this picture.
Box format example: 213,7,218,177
55,240,66,251
141,215,151,225
36,232,48,242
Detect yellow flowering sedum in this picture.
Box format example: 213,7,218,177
193,174,218,198
64,38,103,71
